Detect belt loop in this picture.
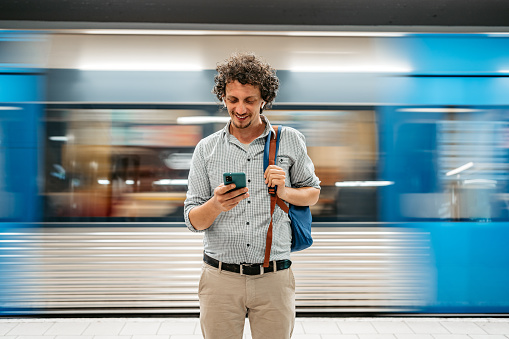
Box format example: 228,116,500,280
260,264,264,275
272,260,277,273
218,261,222,272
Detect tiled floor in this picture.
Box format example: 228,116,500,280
0,317,508,339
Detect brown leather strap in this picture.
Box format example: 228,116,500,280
264,126,279,267
276,197,289,213
267,126,278,196
264,194,277,267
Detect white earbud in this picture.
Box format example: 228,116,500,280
261,102,266,109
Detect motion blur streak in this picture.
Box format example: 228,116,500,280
1,29,509,315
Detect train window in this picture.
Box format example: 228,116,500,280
382,106,509,222
264,109,378,222
43,108,223,222
43,107,379,222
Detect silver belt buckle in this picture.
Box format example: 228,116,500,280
239,263,265,275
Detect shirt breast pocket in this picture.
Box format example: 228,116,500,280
276,155,292,186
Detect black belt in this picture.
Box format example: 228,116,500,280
203,253,291,275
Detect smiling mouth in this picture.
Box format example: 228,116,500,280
234,114,248,121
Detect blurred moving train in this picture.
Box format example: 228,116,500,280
1,29,509,315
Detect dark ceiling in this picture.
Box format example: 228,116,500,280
1,0,509,29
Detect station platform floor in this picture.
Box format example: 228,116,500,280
1,316,509,339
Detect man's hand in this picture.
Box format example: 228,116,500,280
213,183,249,212
188,183,249,230
264,165,321,206
264,165,287,199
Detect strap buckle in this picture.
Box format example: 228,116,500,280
268,187,276,196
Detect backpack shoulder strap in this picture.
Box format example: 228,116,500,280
264,125,281,171
263,125,289,267
276,197,289,213
267,125,279,196
268,126,289,213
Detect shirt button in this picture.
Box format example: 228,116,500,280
247,158,251,161
247,244,250,247
248,179,251,183
246,222,250,225
247,201,251,203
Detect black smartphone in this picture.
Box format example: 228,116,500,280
223,172,246,192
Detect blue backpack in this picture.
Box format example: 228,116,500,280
262,125,313,267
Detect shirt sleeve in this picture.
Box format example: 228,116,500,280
286,128,321,190
184,140,211,232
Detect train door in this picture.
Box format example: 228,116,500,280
0,31,46,314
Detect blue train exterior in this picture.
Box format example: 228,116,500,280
1,30,509,314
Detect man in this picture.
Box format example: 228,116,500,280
184,52,320,339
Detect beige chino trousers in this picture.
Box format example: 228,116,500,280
198,262,296,339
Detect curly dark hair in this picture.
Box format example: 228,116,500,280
212,52,279,110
